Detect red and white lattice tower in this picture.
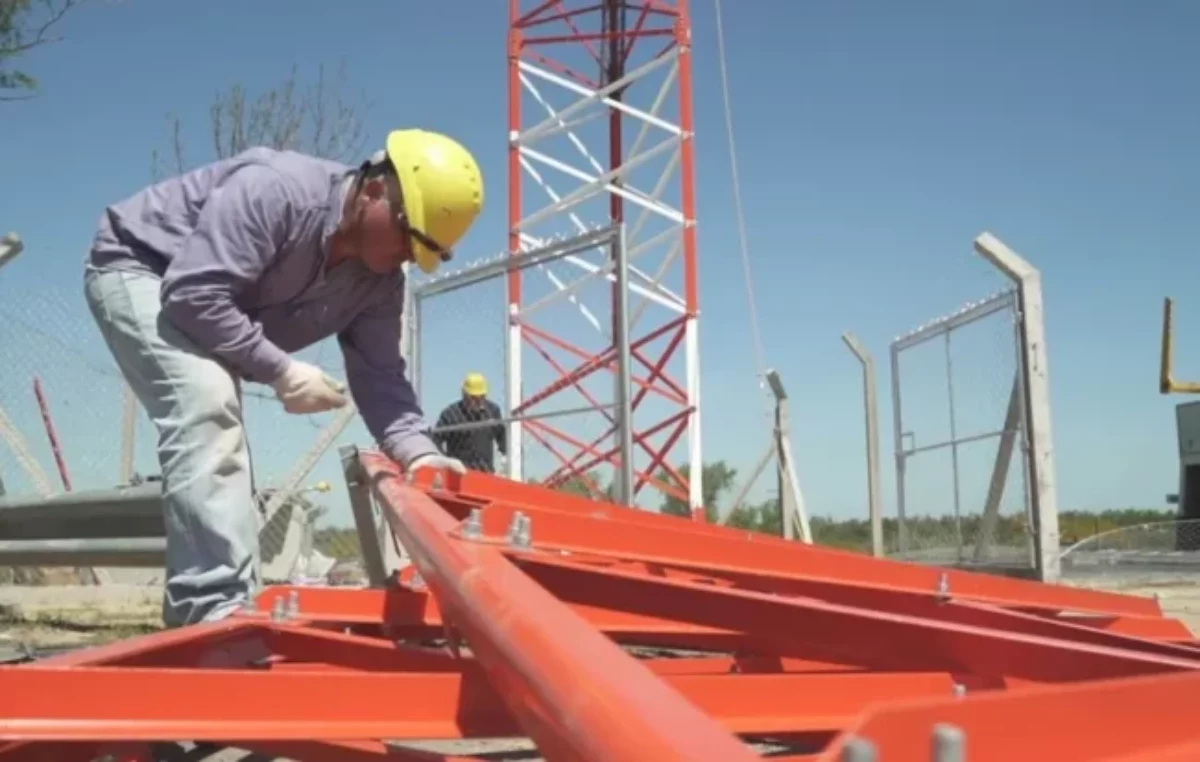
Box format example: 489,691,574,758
505,0,703,516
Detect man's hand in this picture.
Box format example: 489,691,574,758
271,360,348,414
406,452,466,477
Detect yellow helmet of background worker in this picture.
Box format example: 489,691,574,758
462,372,488,397
384,129,484,275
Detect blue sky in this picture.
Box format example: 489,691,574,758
1,0,1198,528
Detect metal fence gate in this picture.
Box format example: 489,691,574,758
889,233,1060,580
891,290,1032,567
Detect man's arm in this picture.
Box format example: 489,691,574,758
159,164,296,384
338,283,439,467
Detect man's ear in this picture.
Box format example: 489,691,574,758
362,177,387,200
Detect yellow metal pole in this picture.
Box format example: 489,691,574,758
1159,298,1200,394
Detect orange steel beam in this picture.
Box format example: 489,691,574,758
359,451,759,762
2,449,1199,760
31,618,263,668
242,740,480,762
252,579,1194,656
248,583,741,641
456,502,1192,647
0,667,961,741
821,669,1200,761
414,467,1162,617
514,552,1200,682
0,740,462,762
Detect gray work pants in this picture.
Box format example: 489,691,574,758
83,265,258,627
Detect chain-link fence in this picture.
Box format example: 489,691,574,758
0,281,145,496
0,264,373,622
890,290,1034,569
412,261,511,476
1060,520,1200,585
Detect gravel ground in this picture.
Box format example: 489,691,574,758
1064,576,1200,634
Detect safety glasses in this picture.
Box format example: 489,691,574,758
383,171,453,265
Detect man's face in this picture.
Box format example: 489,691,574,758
463,392,486,410
349,177,413,275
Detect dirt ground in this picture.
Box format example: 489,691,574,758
2,576,1197,761
1066,578,1200,634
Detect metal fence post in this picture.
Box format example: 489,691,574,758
842,333,883,557
340,445,389,587
974,232,1061,582
889,343,909,555
766,370,811,543
943,331,964,560
612,224,634,506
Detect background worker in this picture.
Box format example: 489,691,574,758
431,372,507,474
83,129,483,628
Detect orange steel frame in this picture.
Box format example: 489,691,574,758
506,0,703,515
3,450,1200,760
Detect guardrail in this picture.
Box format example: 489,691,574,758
0,480,324,581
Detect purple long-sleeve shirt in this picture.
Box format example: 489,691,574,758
87,147,437,465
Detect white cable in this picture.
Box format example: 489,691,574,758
713,0,769,391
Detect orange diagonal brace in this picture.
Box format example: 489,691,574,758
360,451,759,762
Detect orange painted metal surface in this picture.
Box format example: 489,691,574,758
0,448,1198,760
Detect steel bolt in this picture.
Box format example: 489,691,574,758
285,590,300,619
515,514,533,548
952,683,966,698
270,595,286,622
936,572,950,600
431,473,445,490
461,508,483,540
506,511,526,544
932,723,966,762
410,570,426,590
839,736,878,761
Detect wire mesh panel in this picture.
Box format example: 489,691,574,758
1059,519,1200,625
890,291,1034,570
413,266,510,475
0,268,373,591
0,280,149,496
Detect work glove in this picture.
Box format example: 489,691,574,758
406,452,467,477
271,360,348,414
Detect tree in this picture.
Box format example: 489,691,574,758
659,461,737,523
551,470,614,502
727,497,783,536
151,61,370,179
1,0,85,101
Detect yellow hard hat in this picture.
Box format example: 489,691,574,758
462,372,488,396
385,129,484,274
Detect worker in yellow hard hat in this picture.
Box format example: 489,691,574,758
83,128,483,627
430,372,508,474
